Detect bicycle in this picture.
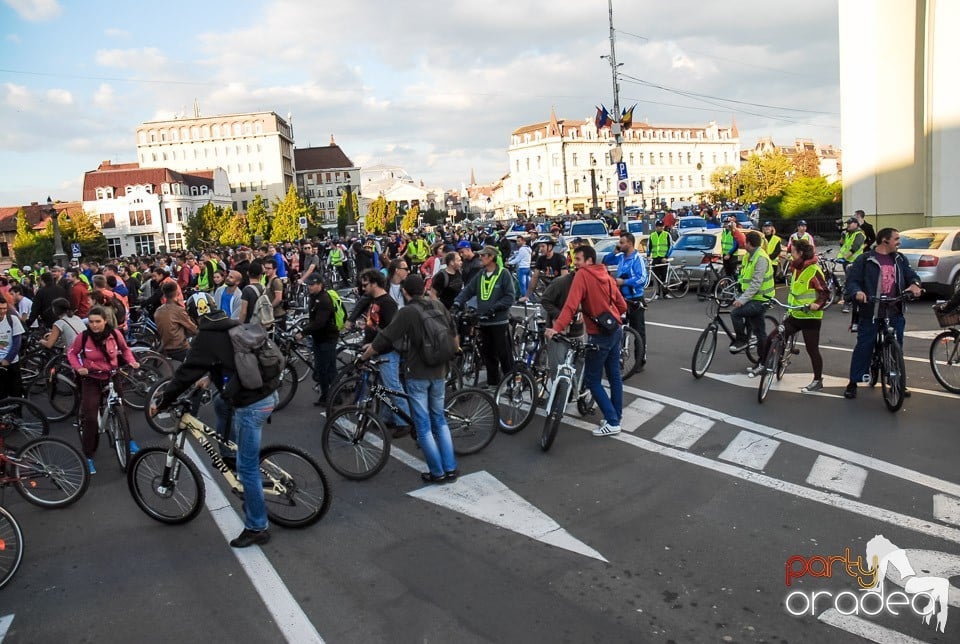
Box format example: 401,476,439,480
0,505,23,589
322,360,497,480
862,293,914,412
695,253,738,306
644,257,690,299
0,397,49,440
691,296,777,378
929,302,960,394
453,309,485,387
814,248,844,309
136,380,331,526
540,334,599,452
756,298,809,403
0,416,89,508
620,303,645,379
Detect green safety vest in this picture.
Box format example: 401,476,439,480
721,229,735,255
788,263,824,319
649,231,670,258
739,249,775,301
408,240,428,263
764,234,782,258
839,230,865,262
330,247,343,266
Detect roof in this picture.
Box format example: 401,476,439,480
294,144,355,171
82,161,215,200
0,201,84,234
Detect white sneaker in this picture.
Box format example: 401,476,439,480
801,379,823,392
592,422,621,437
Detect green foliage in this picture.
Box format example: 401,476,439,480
245,195,271,241
792,149,821,178
421,208,445,226
401,204,419,233
270,184,309,243
13,208,108,265
337,208,347,237
778,177,842,220
708,165,739,201
220,214,250,246
364,196,388,234
386,201,398,232
185,202,231,249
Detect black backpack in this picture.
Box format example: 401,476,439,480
412,299,458,366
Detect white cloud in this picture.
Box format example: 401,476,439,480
104,27,129,38
3,82,31,108
45,88,72,105
93,83,115,109
95,47,168,70
3,0,62,21
6,33,21,43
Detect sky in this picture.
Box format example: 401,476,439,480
0,0,840,206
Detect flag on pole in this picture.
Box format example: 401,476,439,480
594,105,610,130
620,104,636,129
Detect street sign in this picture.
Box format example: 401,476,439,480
616,161,628,180
617,179,629,197
632,180,643,195
70,243,81,258
298,216,308,230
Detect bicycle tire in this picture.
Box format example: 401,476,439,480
668,268,690,298
714,277,737,307
541,379,569,452
127,446,205,524
758,336,782,404
458,349,481,388
322,406,390,480
0,397,50,439
494,366,536,434
260,445,331,528
13,436,90,508
691,326,718,378
929,330,960,394
447,387,498,455
119,353,173,410
108,405,132,473
326,374,365,417
0,506,23,590
274,366,298,412
46,364,79,422
621,325,643,378
746,316,778,365
777,333,796,381
576,382,596,417
881,341,906,412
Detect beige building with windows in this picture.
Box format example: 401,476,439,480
839,0,960,226
506,109,739,216
135,111,294,213
294,137,359,230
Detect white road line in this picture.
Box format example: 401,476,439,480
621,397,664,432
933,494,960,527
817,608,930,643
0,615,13,643
555,412,960,545
182,443,324,644
622,384,960,499
652,412,714,448
717,431,780,471
806,455,869,498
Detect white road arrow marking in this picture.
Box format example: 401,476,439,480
408,471,608,562
818,608,929,643
0,615,14,643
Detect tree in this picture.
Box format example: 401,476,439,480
738,151,793,203
400,204,419,233
778,177,842,220
708,165,739,201
12,208,42,266
365,196,388,234
792,149,821,179
185,202,230,249
270,184,309,243
60,210,107,261
220,214,249,246
386,201,398,232
246,194,271,242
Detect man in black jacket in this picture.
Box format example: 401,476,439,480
27,271,67,329
297,272,339,405
154,307,278,548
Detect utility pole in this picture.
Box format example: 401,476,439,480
606,0,626,231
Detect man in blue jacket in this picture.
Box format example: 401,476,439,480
616,232,647,368
842,227,922,399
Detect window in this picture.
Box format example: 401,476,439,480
526,158,530,171
213,125,221,137
190,186,199,196
160,131,166,142
233,123,241,136
668,153,673,164
161,183,170,195
687,152,692,164
241,200,248,211
650,153,655,165
171,129,178,141
243,122,252,135
201,125,209,138
255,122,262,134
200,185,208,194
133,234,155,255
144,184,152,194
165,208,172,224
128,210,152,226
99,213,116,229
629,153,634,165
107,238,122,258
168,233,184,251
138,132,146,144
96,188,104,199
176,207,184,221
150,132,156,143
173,183,181,195
573,179,580,193
572,153,578,167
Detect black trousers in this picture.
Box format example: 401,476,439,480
625,299,646,365
651,257,668,295
479,323,514,387
0,361,24,398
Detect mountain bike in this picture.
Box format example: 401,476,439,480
691,296,776,378
862,294,914,412
137,381,330,526
540,334,599,452
0,418,89,508
621,303,645,379
644,257,690,299
757,299,808,403
929,302,960,394
322,360,497,479
79,370,134,472
0,397,49,440
695,253,738,306
0,505,23,589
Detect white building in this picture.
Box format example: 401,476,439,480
839,0,960,226
135,111,294,213
507,109,740,216
82,161,231,257
294,137,359,230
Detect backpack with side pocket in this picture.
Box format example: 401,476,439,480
327,289,346,331
412,299,458,366
245,283,275,327
228,323,285,392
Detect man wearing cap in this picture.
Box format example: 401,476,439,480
453,246,516,389
786,220,815,255
457,240,482,285
646,220,672,298
720,217,745,278
521,237,567,301
839,217,867,313
761,222,783,281
298,272,340,405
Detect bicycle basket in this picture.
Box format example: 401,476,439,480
934,306,960,328
706,298,720,319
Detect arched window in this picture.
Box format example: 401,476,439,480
201,125,209,138
144,184,152,194
212,124,221,137
200,185,208,195
232,122,241,136
243,122,252,135
254,122,262,134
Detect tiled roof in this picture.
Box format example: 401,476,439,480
0,201,84,234
82,162,215,200
294,144,355,171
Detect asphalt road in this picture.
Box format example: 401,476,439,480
3,286,959,644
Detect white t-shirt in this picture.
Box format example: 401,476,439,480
388,282,405,309
17,296,37,328
0,314,25,364
54,315,87,350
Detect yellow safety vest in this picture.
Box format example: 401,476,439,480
649,231,670,258
764,234,782,258
788,263,824,319
839,230,865,263
739,249,775,301
721,229,735,255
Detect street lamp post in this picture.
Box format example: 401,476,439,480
583,161,602,216
45,197,68,267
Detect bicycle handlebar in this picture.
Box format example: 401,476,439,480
767,297,810,312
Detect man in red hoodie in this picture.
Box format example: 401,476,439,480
545,244,627,436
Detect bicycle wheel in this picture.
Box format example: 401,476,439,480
119,353,173,410
714,277,738,307
777,333,797,381
447,387,498,455
541,379,569,452
691,326,718,378
46,364,79,422
458,349,481,388
127,446,205,524
0,397,49,439
326,374,365,417
746,316,778,365
144,378,182,435
621,326,643,378
494,366,536,434
107,406,132,472
274,365,298,411
929,330,960,394
667,267,690,298
881,341,906,412
260,445,331,528
13,436,90,508
0,506,23,590
130,325,159,350
758,336,782,404
322,406,390,480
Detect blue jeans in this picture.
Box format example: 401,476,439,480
379,351,410,426
405,378,457,477
312,338,337,399
517,267,531,298
229,391,277,532
584,327,623,425
849,315,905,383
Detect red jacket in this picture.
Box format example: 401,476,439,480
66,328,136,379
552,263,627,336
71,281,91,317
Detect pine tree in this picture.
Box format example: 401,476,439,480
246,194,271,242
401,204,419,233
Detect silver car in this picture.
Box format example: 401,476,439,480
897,227,960,296
669,229,723,281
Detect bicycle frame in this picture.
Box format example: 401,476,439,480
544,339,589,412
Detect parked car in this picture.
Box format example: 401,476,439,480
673,216,710,238
896,227,960,296
593,237,621,268
669,230,723,281
569,219,613,242
719,210,755,230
